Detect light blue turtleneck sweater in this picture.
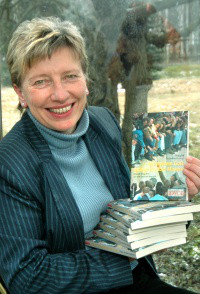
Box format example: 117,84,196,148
27,109,114,237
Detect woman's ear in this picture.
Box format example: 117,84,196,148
13,84,28,108
86,87,89,96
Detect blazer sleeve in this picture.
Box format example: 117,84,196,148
0,157,133,293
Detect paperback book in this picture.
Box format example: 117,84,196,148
98,221,187,243
100,213,188,234
106,208,193,230
93,227,187,250
131,111,189,201
107,199,200,220
85,236,187,259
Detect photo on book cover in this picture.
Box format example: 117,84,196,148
130,111,189,201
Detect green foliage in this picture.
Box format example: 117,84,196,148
146,14,166,80
159,64,200,78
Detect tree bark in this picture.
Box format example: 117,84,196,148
122,65,138,169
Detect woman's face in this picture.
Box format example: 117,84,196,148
14,47,88,134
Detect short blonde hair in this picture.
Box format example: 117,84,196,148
6,17,88,87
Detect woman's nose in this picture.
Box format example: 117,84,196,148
51,81,69,102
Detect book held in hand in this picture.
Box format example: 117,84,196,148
131,111,189,201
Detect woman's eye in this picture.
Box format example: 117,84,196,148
64,74,78,81
34,80,45,86
33,79,50,88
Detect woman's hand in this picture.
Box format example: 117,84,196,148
183,156,200,199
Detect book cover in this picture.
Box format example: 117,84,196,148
131,111,189,201
107,199,200,220
85,236,187,259
107,208,193,230
99,221,187,243
93,227,187,250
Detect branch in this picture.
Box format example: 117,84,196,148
53,0,70,9
181,18,200,38
128,0,198,16
153,0,198,12
10,0,66,33
11,0,23,9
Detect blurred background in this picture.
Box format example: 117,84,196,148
0,0,200,292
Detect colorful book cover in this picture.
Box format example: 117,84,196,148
131,111,189,201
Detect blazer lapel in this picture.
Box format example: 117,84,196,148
21,113,85,250
42,160,85,250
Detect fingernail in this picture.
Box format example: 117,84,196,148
184,163,190,168
187,156,193,162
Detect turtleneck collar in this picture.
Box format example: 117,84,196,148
27,109,89,150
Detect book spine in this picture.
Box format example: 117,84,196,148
108,203,142,219
99,222,128,241
100,215,129,232
107,209,132,228
85,239,137,259
93,229,128,247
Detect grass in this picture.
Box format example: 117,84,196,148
159,63,200,79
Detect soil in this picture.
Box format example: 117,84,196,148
118,78,200,115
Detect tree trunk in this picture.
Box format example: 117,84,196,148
122,65,138,169
122,63,151,169
106,79,120,121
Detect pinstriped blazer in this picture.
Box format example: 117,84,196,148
0,106,156,293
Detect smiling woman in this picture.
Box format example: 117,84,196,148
0,16,200,294
6,17,89,134
13,47,88,134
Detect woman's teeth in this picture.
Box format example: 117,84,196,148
49,104,72,114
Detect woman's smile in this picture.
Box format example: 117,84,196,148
14,47,88,134
48,104,73,114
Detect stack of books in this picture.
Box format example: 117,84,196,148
85,199,200,259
